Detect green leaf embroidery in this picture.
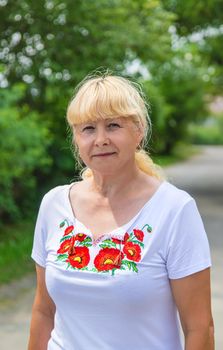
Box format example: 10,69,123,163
120,265,126,270
128,232,134,240
131,239,144,248
78,242,92,247
121,259,138,272
99,241,116,249
142,224,152,233
60,221,65,228
84,237,93,243
103,239,113,243
56,254,68,261
132,264,138,272
60,235,72,242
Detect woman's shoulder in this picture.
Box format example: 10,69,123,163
44,183,70,197
39,183,72,209
161,180,195,210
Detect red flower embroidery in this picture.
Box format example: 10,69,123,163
133,229,144,242
112,233,129,245
112,238,123,244
67,246,90,269
94,248,124,271
123,242,141,262
124,232,130,242
75,233,87,242
57,238,73,254
112,232,130,244
57,219,152,275
63,225,74,236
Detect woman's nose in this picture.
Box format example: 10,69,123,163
94,127,110,146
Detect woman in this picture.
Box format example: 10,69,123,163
28,74,214,349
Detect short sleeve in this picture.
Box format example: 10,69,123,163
166,198,211,279
31,197,47,268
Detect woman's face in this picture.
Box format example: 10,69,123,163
73,117,143,174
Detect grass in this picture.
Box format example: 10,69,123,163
0,220,35,285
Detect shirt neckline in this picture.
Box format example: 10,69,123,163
66,180,167,242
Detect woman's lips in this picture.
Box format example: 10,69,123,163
93,152,116,157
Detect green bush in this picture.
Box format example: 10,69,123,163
0,220,35,284
188,115,223,145
142,59,208,154
0,85,52,223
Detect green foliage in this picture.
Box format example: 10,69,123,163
141,79,172,154
161,0,223,91
189,115,223,145
0,0,221,228
143,57,208,154
0,0,175,187
162,0,223,33
0,220,35,284
0,84,52,222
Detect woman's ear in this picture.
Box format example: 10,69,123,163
136,125,144,148
130,118,144,148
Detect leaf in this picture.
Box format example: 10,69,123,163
121,259,138,272
132,264,138,273
128,233,134,241
79,242,92,247
60,221,65,228
102,239,113,244
60,235,72,242
131,240,144,248
121,260,131,269
56,254,68,261
84,237,93,243
147,225,152,233
99,241,116,249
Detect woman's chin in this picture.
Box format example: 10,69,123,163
90,164,120,175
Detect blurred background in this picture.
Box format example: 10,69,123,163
0,0,222,349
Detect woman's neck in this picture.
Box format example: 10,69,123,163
87,166,144,198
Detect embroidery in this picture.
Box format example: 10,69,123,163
56,220,152,276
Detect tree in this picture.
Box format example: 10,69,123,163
0,84,52,222
0,0,175,181
161,0,223,91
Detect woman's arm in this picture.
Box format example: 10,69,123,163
170,268,214,350
28,264,56,350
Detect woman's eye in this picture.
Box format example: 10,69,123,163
108,123,120,128
82,126,95,132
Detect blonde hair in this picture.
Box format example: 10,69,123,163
66,72,164,180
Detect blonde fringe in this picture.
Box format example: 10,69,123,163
79,149,165,181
